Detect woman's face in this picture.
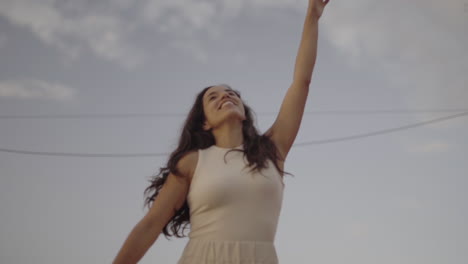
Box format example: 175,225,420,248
202,85,246,131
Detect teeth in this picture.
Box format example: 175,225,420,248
220,101,233,109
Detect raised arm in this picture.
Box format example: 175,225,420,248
264,0,330,160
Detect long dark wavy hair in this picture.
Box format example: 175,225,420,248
143,84,293,239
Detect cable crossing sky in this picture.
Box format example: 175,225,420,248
1,111,467,157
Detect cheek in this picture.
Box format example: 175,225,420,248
204,105,216,120
241,105,246,114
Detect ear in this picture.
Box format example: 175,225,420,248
203,120,212,131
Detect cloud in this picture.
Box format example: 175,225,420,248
0,0,232,67
139,0,222,63
0,0,144,69
0,79,76,101
321,0,467,120
136,0,304,63
1,0,465,89
142,0,217,32
137,0,468,109
140,0,304,33
0,0,306,66
138,0,308,36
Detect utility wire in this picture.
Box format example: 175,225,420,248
294,110,468,146
1,111,467,157
1,109,468,119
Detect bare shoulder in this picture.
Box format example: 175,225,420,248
143,150,198,228
176,150,199,183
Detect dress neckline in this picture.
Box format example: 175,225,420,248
211,143,244,150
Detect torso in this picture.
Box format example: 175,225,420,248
185,144,284,242
177,143,284,263
184,145,286,183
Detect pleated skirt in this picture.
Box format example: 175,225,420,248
177,238,279,264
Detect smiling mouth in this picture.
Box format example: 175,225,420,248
219,101,235,110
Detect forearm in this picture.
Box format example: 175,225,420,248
113,219,160,264
293,9,320,85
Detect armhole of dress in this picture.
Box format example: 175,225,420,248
268,158,285,189
275,159,286,189
187,149,202,202
190,149,202,186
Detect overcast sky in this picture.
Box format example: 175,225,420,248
1,0,467,263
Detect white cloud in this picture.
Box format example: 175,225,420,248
0,0,144,69
321,0,467,121
140,0,306,34
137,0,305,63
0,79,76,101
139,0,224,63
1,0,465,88
141,0,217,33
0,0,306,67
137,0,467,106
70,14,144,69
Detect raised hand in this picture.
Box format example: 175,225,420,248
308,0,330,19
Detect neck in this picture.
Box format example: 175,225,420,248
211,121,244,148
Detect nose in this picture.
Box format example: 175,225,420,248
221,91,232,100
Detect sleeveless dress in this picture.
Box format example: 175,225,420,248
177,144,285,264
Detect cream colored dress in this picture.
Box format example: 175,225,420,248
177,144,285,264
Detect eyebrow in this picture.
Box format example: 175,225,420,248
206,88,234,99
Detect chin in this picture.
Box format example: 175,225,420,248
218,112,244,122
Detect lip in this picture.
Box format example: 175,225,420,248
218,99,235,110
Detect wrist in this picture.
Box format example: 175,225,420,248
306,10,320,23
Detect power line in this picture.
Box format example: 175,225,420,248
1,111,467,157
1,108,468,119
294,110,468,146
0,148,166,157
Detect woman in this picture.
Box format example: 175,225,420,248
113,0,330,263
